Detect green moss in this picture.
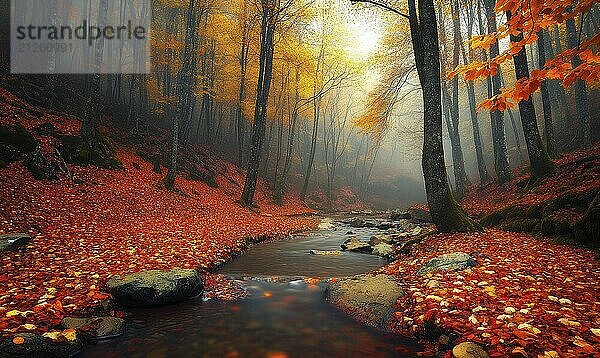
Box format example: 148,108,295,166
435,189,480,233
0,123,38,154
59,132,122,170
500,218,539,233
0,159,7,168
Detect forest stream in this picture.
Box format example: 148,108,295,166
80,217,420,357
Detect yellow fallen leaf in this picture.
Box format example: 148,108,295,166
591,328,600,337
6,310,22,317
21,324,36,330
558,318,581,327
42,331,61,341
62,328,77,342
541,351,559,358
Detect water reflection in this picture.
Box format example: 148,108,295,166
81,219,419,357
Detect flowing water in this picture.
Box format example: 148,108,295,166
81,217,419,357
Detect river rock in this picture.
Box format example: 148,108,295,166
452,342,489,358
0,233,31,252
372,243,393,257
341,237,372,253
377,222,394,230
417,252,476,276
106,268,203,307
61,316,125,339
397,219,416,232
0,333,83,357
346,218,377,228
325,274,404,332
389,211,412,221
318,218,334,230
407,208,432,223
310,250,341,256
369,234,393,246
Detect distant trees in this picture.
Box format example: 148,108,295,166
454,0,598,164
352,0,478,232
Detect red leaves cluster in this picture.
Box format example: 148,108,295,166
0,88,316,336
380,229,600,357
452,0,600,112
461,144,600,217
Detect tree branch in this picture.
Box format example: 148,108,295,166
350,0,410,20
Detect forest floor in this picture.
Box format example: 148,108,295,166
0,86,316,337
378,148,600,357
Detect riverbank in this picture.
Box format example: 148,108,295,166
371,148,600,357
0,86,317,341
378,228,600,357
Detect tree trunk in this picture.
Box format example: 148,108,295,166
408,0,477,232
566,15,592,148
484,0,512,184
537,30,558,158
165,0,199,190
81,0,108,158
241,0,277,207
507,11,556,182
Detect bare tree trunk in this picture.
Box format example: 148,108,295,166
566,14,592,148
537,30,558,158
241,0,277,206
507,11,556,182
165,0,199,190
408,0,477,232
81,0,108,158
483,0,512,184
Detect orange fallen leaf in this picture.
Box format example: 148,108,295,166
12,336,25,345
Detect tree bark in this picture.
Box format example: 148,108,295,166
483,0,512,184
241,0,277,206
537,30,558,158
507,11,556,182
408,0,477,232
165,0,199,190
566,14,592,148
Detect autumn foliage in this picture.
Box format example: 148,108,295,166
0,87,315,337
450,0,600,111
381,229,600,357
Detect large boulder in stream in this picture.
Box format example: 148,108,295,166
0,333,83,358
325,274,404,332
341,237,372,253
0,233,31,252
106,269,203,307
417,252,476,276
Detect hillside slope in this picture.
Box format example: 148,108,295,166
0,85,315,335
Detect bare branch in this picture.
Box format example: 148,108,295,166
349,0,410,20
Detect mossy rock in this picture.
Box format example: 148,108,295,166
480,205,527,227
325,274,404,332
499,218,540,233
188,164,218,188
58,132,122,170
106,269,203,307
0,333,83,358
0,123,39,165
